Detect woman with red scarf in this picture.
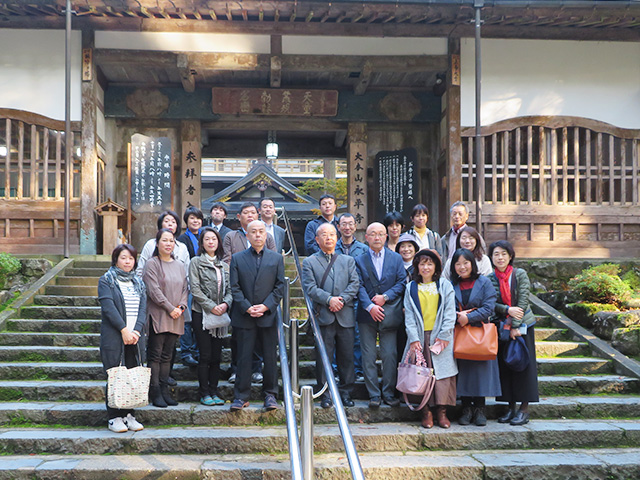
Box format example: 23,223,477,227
488,240,539,426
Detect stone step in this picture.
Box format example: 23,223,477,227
2,374,637,402
2,396,639,428
71,261,111,269
44,285,98,296
62,267,108,277
33,296,100,307
537,357,613,375
0,332,100,347
6,319,101,333
536,340,591,357
0,346,98,363
0,360,624,386
19,306,101,319
535,327,571,342
3,448,640,480
0,420,638,456
55,277,99,287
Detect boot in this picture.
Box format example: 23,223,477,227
150,386,167,408
458,406,473,425
436,406,451,429
160,383,178,406
421,407,434,429
473,406,487,426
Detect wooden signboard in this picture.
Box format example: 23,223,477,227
212,87,338,116
348,142,368,228
374,148,419,221
128,134,173,214
181,140,201,212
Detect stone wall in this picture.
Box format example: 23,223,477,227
0,259,52,305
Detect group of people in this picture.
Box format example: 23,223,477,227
99,199,285,432
303,198,539,429
98,193,538,434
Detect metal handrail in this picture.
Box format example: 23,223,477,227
277,280,303,479
279,206,365,480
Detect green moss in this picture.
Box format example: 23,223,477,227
17,352,47,362
566,302,618,315
0,388,23,401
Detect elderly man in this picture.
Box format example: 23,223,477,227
355,222,406,408
442,201,474,260
229,220,284,412
302,223,360,408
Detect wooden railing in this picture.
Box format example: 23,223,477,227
0,109,82,254
461,116,640,258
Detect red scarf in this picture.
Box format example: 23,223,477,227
494,265,513,307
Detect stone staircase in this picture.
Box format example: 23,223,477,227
0,256,639,479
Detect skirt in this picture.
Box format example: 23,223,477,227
423,331,456,407
496,325,539,403
456,356,502,398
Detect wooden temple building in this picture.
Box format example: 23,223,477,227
0,0,638,257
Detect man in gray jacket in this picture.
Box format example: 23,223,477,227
302,223,360,408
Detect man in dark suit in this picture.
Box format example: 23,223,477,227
229,220,284,411
210,202,232,240
355,222,407,408
302,223,359,409
223,202,276,265
259,197,286,254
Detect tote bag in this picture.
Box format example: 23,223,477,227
396,350,436,411
453,323,498,361
106,347,151,409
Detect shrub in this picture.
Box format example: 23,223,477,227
568,264,632,307
0,253,20,289
622,268,640,291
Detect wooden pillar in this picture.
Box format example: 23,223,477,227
347,123,368,235
80,29,98,254
445,37,462,212
180,120,202,214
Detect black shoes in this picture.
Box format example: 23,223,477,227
341,395,355,407
473,407,487,426
160,384,178,406
321,397,333,409
264,394,279,411
150,386,167,408
458,406,473,425
230,398,249,411
182,354,198,367
383,396,400,407
368,396,381,409
510,410,530,426
498,409,517,424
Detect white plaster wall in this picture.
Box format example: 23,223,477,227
95,31,447,56
0,29,82,121
461,38,640,129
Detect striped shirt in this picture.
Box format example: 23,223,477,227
117,280,141,332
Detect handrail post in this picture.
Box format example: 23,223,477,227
284,276,299,393
290,320,299,394
300,385,315,480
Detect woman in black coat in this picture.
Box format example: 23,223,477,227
98,244,147,433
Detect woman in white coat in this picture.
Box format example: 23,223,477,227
403,248,457,429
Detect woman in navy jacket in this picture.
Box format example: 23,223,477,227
450,248,499,427
98,244,147,433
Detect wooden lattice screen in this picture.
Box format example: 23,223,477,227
0,109,82,254
461,116,640,258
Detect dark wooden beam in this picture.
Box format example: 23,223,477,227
270,56,282,88
95,49,448,73
353,61,372,96
177,53,195,92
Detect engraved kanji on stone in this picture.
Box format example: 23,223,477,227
185,151,197,163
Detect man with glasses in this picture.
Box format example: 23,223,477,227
354,222,406,409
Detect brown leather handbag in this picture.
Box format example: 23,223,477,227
453,322,498,361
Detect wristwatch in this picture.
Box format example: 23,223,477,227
382,294,389,302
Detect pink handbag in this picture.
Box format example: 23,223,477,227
396,349,436,411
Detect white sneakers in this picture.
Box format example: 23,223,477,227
124,413,144,431
108,417,127,433
108,414,144,433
